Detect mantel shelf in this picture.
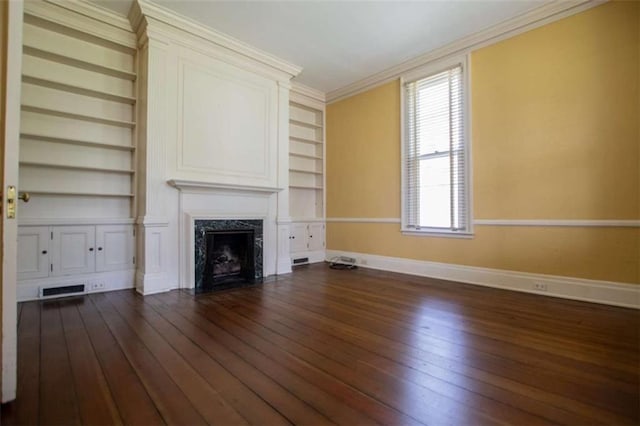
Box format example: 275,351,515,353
168,179,283,194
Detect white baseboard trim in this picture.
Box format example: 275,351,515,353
17,270,135,302
135,271,175,295
325,250,640,309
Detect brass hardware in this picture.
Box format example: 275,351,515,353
6,186,16,219
18,192,30,202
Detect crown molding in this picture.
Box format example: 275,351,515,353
45,0,133,32
327,0,607,103
24,0,137,50
130,0,302,78
291,82,326,103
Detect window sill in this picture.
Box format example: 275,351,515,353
401,229,475,239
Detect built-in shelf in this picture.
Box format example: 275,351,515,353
20,161,135,174
20,132,135,151
22,105,136,128
290,152,322,160
289,118,322,129
23,75,136,104
290,135,322,144
290,185,323,190
23,45,137,81
22,189,134,198
289,168,322,175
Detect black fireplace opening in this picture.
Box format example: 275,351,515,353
195,219,263,292
203,229,256,290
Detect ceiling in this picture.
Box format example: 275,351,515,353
92,0,548,94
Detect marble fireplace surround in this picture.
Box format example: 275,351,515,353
171,179,287,289
194,219,264,288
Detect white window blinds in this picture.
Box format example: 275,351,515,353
403,63,470,233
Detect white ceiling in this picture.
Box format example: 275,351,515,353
92,0,548,93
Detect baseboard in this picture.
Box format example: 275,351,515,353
17,270,135,302
325,250,640,309
135,271,175,295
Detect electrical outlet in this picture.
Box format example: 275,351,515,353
533,282,548,292
91,282,106,291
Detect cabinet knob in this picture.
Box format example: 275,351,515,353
89,247,94,252
42,250,47,255
309,235,313,238
98,247,103,251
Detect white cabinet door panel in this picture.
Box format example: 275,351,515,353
17,226,49,280
308,223,324,251
96,225,133,272
290,223,308,253
52,226,95,276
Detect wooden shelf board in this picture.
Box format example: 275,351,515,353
290,101,323,114
23,75,136,104
289,118,322,129
22,105,135,128
289,168,322,175
289,152,323,160
290,135,323,144
23,190,134,198
21,132,135,151
290,185,323,190
23,45,137,81
20,161,135,174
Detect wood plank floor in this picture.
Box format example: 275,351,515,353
2,263,639,425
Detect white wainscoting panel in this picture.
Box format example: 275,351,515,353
175,50,278,188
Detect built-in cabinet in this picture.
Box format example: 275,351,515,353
18,224,135,298
16,2,138,300
288,88,326,264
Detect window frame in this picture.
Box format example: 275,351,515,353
400,54,473,238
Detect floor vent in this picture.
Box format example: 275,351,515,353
292,257,309,265
40,284,86,298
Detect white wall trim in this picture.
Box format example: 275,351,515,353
326,250,639,309
474,219,640,227
327,0,606,103
327,217,640,227
327,217,401,224
131,0,301,78
17,269,135,302
291,82,326,103
45,0,134,32
24,0,137,50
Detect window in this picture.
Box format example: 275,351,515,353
401,57,471,236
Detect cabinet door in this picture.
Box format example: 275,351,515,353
17,226,50,280
51,226,95,276
96,225,134,272
307,223,325,251
290,223,308,253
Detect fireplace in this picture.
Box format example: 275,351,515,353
195,219,263,292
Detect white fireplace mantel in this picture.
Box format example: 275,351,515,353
168,179,283,194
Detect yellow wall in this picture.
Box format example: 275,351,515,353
326,1,640,284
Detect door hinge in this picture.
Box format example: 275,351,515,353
50,264,53,272
133,228,136,237
133,256,135,265
51,231,53,240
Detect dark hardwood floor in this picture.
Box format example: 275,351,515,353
2,263,639,425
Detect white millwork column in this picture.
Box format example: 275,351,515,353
134,32,172,294
276,80,292,274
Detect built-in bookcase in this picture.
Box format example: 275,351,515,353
289,100,324,220
19,4,137,221
288,89,325,264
